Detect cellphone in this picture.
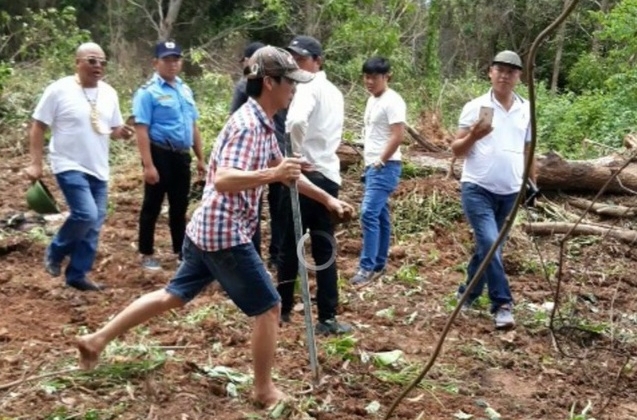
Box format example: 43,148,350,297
478,106,494,127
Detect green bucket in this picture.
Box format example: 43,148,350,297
26,180,59,214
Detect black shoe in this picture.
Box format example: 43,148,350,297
316,318,353,335
280,312,291,326
67,278,106,292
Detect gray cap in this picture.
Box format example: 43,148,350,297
245,46,314,83
492,50,523,70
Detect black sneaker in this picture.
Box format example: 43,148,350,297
67,278,106,292
280,312,291,325
316,318,353,335
44,250,62,277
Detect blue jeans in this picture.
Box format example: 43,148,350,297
166,237,280,317
48,171,108,283
458,182,516,312
358,161,402,272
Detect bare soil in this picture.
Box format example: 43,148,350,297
1,144,636,420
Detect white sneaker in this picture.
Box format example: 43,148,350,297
494,305,515,330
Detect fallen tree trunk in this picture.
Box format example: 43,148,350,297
567,197,637,217
405,124,445,153
536,151,637,193
407,150,637,194
523,222,637,245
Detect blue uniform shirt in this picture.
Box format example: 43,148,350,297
132,73,199,150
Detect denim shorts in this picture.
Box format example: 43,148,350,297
165,236,280,317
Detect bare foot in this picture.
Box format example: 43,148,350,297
254,386,287,409
76,336,101,370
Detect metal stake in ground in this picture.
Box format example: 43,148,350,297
284,133,320,384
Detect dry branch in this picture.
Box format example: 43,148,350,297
405,124,445,153
567,197,637,217
523,222,637,245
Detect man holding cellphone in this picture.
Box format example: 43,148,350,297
451,50,535,329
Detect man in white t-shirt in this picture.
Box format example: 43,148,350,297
277,35,351,335
24,42,132,291
351,57,406,285
452,50,535,329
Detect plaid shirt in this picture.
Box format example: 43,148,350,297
186,98,282,251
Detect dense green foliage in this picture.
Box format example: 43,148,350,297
0,0,634,159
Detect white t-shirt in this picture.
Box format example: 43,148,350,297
363,88,406,166
286,71,344,185
32,76,124,181
459,90,531,195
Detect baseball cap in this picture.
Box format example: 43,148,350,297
242,41,266,60
492,50,523,70
155,40,183,58
245,46,314,83
286,35,323,57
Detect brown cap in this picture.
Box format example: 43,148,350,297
245,46,314,83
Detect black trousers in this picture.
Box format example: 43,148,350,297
138,144,191,256
251,181,285,264
277,171,339,321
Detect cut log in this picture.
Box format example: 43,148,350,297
410,150,637,194
523,222,637,245
337,143,363,171
536,151,637,194
567,197,637,217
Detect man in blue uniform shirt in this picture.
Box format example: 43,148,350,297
132,40,205,270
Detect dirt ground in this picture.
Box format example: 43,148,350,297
1,142,636,420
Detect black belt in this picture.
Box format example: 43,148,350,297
151,142,190,155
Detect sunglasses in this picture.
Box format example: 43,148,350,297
82,57,108,67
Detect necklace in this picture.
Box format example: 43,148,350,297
75,74,110,135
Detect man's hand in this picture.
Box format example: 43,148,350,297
144,165,160,185
196,159,206,179
293,154,316,172
326,196,356,222
275,157,304,183
468,120,493,142
24,163,42,182
112,125,135,140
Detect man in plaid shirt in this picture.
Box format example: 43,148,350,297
75,46,354,407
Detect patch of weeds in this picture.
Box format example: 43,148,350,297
182,303,220,325
197,365,253,397
323,335,357,361
375,306,396,320
401,160,436,178
392,188,464,237
568,400,596,420
372,362,459,394
458,341,496,365
27,226,49,244
76,358,165,386
520,307,551,332
394,264,422,286
43,404,128,420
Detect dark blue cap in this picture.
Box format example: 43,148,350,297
243,41,266,59
155,40,182,58
286,35,322,57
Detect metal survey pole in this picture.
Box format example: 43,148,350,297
284,133,320,384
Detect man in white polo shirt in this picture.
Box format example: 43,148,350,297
452,50,535,330
277,35,351,335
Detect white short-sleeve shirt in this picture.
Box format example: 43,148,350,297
32,76,124,181
363,88,406,166
459,90,530,195
286,71,344,185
